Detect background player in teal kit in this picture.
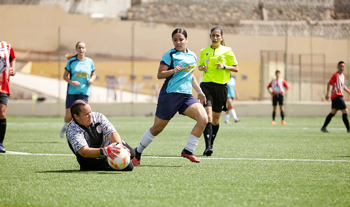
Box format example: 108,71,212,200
225,72,239,123
60,41,96,137
132,28,208,165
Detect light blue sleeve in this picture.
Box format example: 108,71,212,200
160,50,172,66
90,59,95,72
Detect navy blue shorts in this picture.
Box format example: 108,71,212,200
66,94,89,109
155,93,199,120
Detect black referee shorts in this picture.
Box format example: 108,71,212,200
200,82,227,113
332,96,347,110
272,94,284,106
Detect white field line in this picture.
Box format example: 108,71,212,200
2,151,350,162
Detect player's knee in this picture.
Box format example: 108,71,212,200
0,112,6,119
150,125,164,136
197,114,208,127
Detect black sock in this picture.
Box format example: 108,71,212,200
0,119,6,144
281,111,285,120
342,114,350,131
272,111,276,121
203,122,212,149
135,148,141,160
322,113,334,128
182,148,192,155
212,124,219,146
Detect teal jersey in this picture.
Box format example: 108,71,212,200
65,57,95,95
159,48,197,94
227,77,236,98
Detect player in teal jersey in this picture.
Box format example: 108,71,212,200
225,73,239,123
132,28,208,165
60,41,96,138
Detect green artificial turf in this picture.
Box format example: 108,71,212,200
0,116,349,206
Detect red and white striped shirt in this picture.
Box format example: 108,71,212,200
0,41,15,95
268,78,289,94
329,72,345,100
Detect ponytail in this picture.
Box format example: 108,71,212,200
65,54,77,60
66,41,85,60
221,38,225,46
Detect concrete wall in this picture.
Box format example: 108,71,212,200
1,5,349,64
1,5,349,101
6,101,338,117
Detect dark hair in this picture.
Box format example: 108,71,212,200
338,61,345,67
70,99,88,121
210,26,225,46
65,41,85,60
172,28,187,38
275,70,281,74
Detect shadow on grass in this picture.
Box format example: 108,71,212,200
138,165,182,168
36,170,121,174
21,141,62,144
336,156,350,158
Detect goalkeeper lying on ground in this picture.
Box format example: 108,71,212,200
66,99,135,171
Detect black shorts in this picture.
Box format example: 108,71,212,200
272,94,284,106
200,82,227,113
0,93,9,106
332,96,347,110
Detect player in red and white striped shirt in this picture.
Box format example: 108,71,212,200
267,70,289,125
0,40,16,153
321,61,350,133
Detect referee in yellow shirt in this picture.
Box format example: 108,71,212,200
198,26,239,156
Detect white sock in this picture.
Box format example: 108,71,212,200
184,134,199,153
137,128,156,153
63,120,70,128
230,109,238,120
225,114,230,122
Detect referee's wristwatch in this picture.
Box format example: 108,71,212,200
223,65,226,69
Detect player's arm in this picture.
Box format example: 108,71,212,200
63,70,80,87
225,65,239,73
267,83,273,94
108,131,122,145
219,50,239,72
157,64,181,79
78,144,121,159
325,83,331,100
191,74,206,104
283,80,289,95
198,50,207,72
78,146,101,158
9,47,16,76
88,71,96,85
344,85,350,95
235,88,239,100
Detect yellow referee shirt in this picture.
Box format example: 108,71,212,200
199,45,238,84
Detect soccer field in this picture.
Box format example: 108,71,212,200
0,116,349,206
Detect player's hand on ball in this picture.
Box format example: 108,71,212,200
101,145,121,159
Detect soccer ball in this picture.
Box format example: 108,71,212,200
107,146,131,170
